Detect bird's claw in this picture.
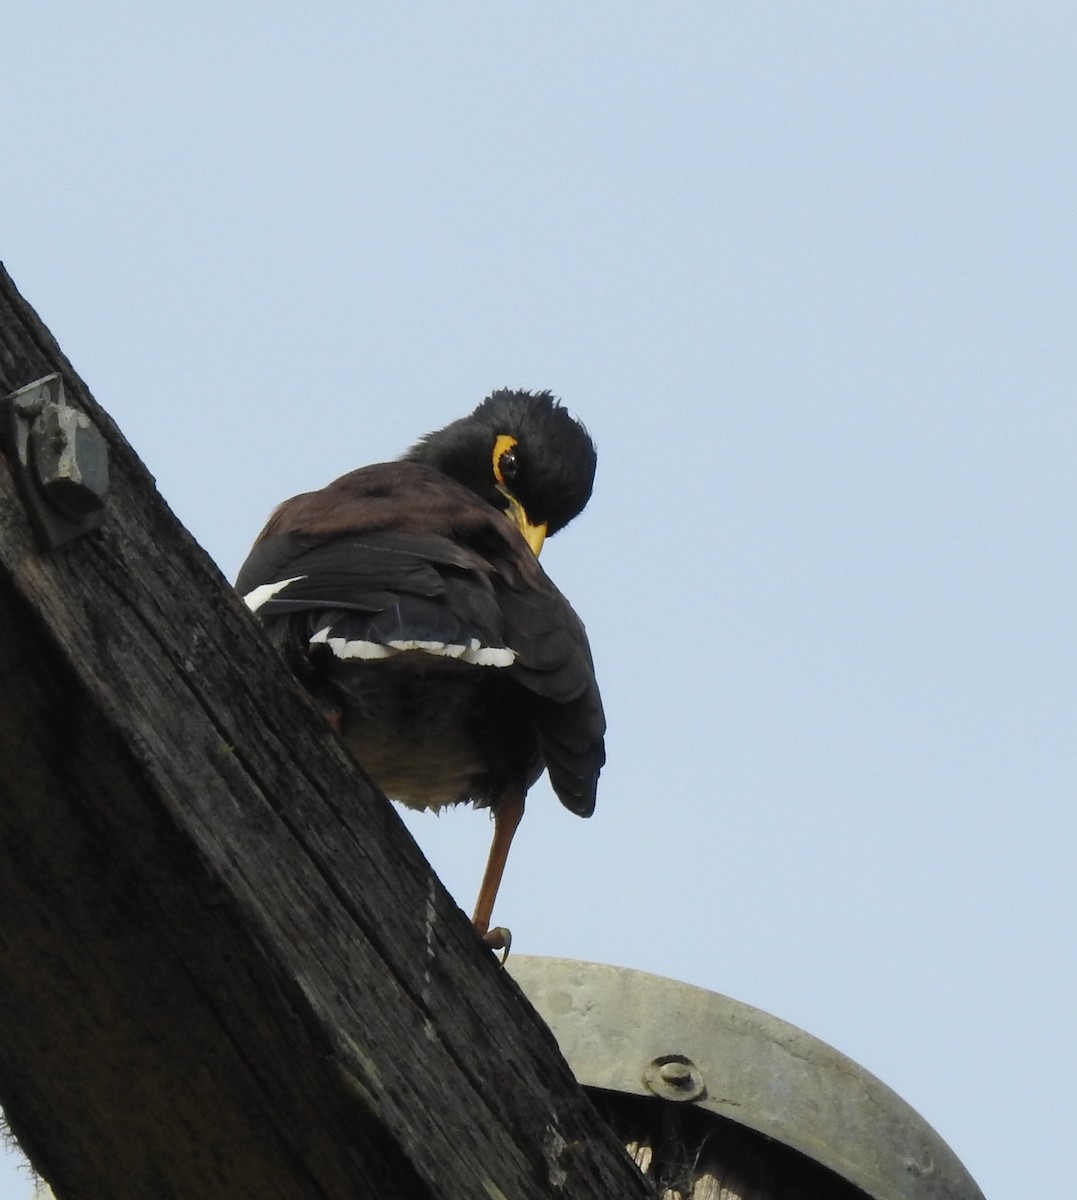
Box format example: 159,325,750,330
481,925,512,962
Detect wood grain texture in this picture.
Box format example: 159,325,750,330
0,262,650,1200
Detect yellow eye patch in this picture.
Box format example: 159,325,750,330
490,433,546,555
492,434,518,485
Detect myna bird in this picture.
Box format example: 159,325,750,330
235,389,604,950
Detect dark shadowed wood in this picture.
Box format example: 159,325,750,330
0,262,651,1200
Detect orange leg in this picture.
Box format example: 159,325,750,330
471,790,525,952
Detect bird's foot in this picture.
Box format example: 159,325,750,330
479,925,512,962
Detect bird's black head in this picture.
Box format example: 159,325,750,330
404,389,597,553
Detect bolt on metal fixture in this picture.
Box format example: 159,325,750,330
2,374,109,547
643,1055,706,1103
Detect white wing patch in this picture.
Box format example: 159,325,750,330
243,576,306,613
310,626,515,667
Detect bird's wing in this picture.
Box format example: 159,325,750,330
236,460,604,814
238,529,515,665
497,580,605,817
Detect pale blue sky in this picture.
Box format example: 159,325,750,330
4,6,1076,1196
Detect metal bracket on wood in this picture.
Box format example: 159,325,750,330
1,374,110,547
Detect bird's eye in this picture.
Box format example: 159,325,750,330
492,433,521,487
498,448,518,484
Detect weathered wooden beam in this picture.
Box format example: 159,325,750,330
0,262,650,1200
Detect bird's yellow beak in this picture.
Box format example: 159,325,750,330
501,491,548,557
519,515,547,557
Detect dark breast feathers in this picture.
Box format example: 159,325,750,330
235,461,604,817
